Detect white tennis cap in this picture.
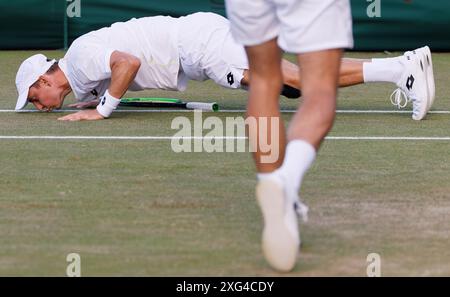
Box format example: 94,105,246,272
15,54,56,110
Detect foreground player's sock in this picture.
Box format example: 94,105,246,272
257,171,283,186
278,140,316,194
363,56,405,85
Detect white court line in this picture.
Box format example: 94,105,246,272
1,136,450,141
0,136,246,140
326,136,450,140
223,110,450,114
1,109,194,113
1,109,450,114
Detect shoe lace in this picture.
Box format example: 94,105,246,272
390,88,410,109
294,200,309,223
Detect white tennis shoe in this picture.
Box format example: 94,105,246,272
256,179,308,272
406,46,436,112
390,46,433,120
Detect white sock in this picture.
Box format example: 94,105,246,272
277,140,316,193
257,171,283,187
363,56,405,85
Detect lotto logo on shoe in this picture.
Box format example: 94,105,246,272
406,75,415,90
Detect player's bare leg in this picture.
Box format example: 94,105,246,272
256,49,343,272
242,54,427,95
241,57,367,92
242,49,435,120
278,58,366,90
288,49,342,148
245,39,303,272
339,58,367,87
245,38,286,173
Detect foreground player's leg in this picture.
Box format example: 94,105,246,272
244,47,343,273
262,49,343,272
277,49,342,193
278,48,342,207
245,40,302,272
245,38,286,173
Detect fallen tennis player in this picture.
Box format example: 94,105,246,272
15,12,435,121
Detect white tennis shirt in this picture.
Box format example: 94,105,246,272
59,16,185,102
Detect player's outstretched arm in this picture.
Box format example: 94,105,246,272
58,51,141,121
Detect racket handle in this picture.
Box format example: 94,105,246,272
185,102,219,112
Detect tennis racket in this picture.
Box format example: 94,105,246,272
120,97,219,112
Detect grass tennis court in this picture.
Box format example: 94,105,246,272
1,50,450,276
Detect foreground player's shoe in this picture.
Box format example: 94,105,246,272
256,180,308,272
390,48,431,120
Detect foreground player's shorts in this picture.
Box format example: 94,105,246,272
226,0,354,53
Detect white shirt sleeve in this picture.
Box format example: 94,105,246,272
69,41,115,82
86,44,114,81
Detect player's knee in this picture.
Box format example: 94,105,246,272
304,89,337,106
303,92,337,126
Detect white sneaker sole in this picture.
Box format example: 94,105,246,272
256,180,299,272
416,46,435,112
406,46,435,120
409,53,430,121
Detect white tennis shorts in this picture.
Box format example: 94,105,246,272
225,0,354,53
177,12,248,90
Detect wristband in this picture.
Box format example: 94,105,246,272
96,90,121,118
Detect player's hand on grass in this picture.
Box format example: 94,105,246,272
67,100,99,109
57,109,104,121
